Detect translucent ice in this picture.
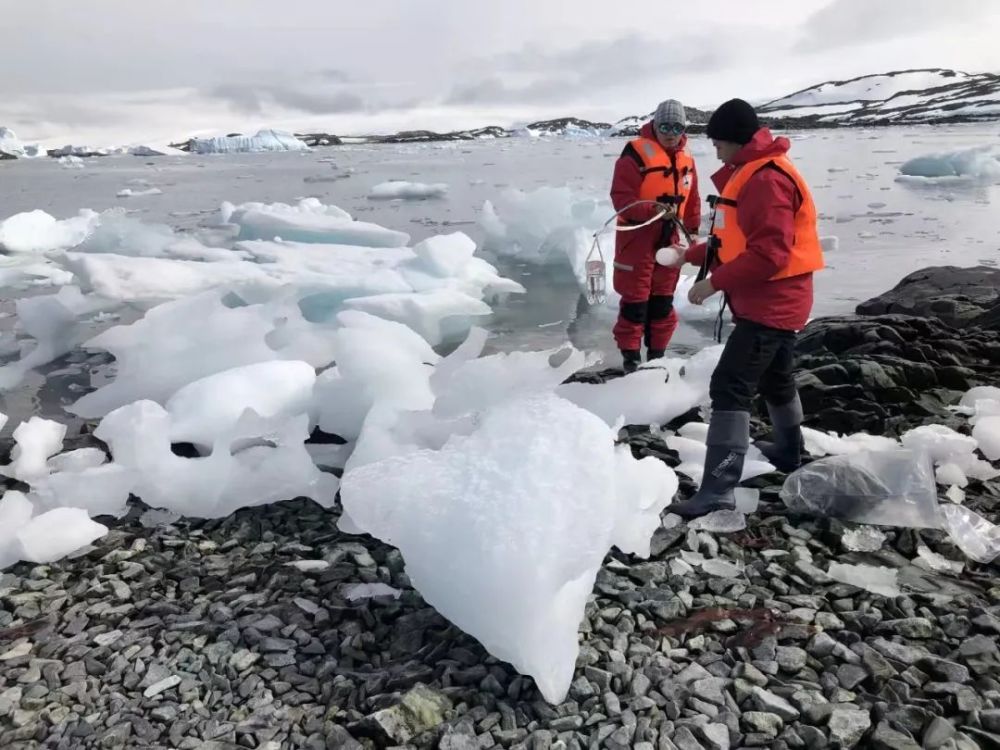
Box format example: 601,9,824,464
369,181,448,200
972,416,1000,461
842,527,887,552
165,360,316,446
225,197,410,247
340,393,675,704
343,583,402,601
189,129,309,154
2,417,67,483
16,507,108,564
828,563,901,597
688,511,747,534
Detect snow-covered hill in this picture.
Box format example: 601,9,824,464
759,68,1000,125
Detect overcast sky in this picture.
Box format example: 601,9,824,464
2,0,998,145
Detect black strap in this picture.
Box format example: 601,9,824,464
640,165,675,177
707,194,738,208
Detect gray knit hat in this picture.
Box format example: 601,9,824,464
653,99,687,129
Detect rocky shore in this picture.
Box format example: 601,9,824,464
1,267,998,750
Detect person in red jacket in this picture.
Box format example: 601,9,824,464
609,99,701,373
665,98,824,518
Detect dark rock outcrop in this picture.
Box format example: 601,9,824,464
856,266,1000,328
792,314,1000,435
296,132,344,147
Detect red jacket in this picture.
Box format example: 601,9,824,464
610,123,701,235
685,128,814,331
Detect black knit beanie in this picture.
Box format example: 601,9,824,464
706,99,760,145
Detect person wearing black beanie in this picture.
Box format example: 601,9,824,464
659,98,826,519
705,98,760,146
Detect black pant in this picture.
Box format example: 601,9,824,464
710,318,798,413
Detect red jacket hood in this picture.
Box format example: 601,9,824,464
639,121,688,153
711,128,791,191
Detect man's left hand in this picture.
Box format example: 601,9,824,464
688,278,718,305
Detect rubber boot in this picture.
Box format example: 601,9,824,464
671,410,749,518
621,350,641,374
647,348,666,362
754,395,804,473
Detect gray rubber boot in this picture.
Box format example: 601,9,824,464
671,410,749,518
755,394,804,473
621,350,641,374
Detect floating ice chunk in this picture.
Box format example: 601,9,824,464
343,583,402,601
0,491,34,569
820,235,839,253
0,285,119,392
0,209,99,254
340,393,673,704
411,232,476,277
915,544,964,575
226,198,410,247
369,181,448,200
781,450,939,529
0,127,30,158
127,143,187,157
972,416,1000,461
939,504,1000,563
842,527,887,552
16,508,108,563
688,511,747,534
116,187,162,198
189,129,308,154
59,155,85,169
62,252,274,302
828,563,901,597
2,417,67,483
70,290,334,418
897,145,1000,181
343,289,492,346
166,361,316,446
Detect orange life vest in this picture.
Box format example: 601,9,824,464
620,137,695,225
710,155,824,279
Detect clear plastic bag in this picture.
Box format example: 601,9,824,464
780,449,940,529
939,504,1000,564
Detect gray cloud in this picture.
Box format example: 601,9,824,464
210,82,367,116
796,0,997,52
447,33,728,108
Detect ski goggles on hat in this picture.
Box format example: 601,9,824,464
656,121,685,135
